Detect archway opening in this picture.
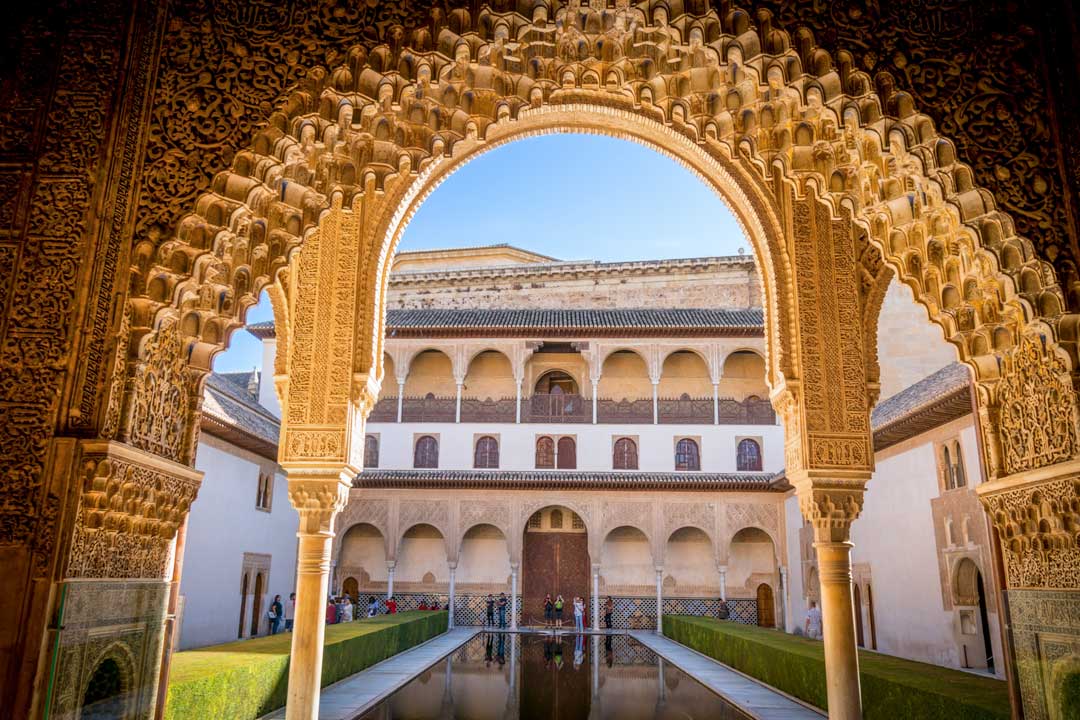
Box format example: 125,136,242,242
729,527,777,626
458,523,511,626
664,527,720,609
338,523,387,601
523,506,589,625
397,524,448,609
250,572,265,637
82,657,129,720
601,526,654,629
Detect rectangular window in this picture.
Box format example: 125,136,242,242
255,472,273,511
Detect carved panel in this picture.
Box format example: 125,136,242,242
399,499,449,536
726,503,781,546
663,502,716,541
1008,589,1080,720
459,500,510,537
601,501,653,539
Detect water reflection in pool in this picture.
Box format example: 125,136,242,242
358,632,750,720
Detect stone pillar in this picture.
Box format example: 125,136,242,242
591,380,599,424
592,564,601,630
510,563,519,630
515,378,522,424
655,567,664,633
448,562,457,629
455,381,463,423
815,539,862,720
718,565,727,602
396,381,405,422
652,382,659,424
285,474,351,720
386,561,395,599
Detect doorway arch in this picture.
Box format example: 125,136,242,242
756,583,776,628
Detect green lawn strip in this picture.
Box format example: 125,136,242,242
663,615,1009,720
166,611,448,720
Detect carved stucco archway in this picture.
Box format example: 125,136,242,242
103,3,1080,719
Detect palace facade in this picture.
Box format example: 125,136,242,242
179,244,1004,678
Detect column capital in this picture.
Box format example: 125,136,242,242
447,561,458,571
509,561,519,571
386,560,396,571
796,482,867,543
591,562,602,574
286,473,352,535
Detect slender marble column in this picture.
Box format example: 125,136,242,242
779,566,790,631
386,561,395,599
448,562,457,628
816,540,863,720
712,382,719,424
396,381,405,422
655,567,664,633
718,565,727,602
591,380,599,424
592,564,601,630
286,523,335,719
651,382,659,424
455,382,463,422
510,563,519,630
515,379,522,423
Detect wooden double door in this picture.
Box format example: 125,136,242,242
522,531,590,624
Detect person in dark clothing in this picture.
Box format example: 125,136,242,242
544,594,554,625
604,596,614,630
497,593,508,628
486,594,496,626
269,595,283,634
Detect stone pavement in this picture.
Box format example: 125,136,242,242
261,627,480,720
630,631,825,720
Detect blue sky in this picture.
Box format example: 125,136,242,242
215,134,744,373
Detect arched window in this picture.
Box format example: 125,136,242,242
414,435,439,468
535,436,555,468
613,438,638,470
474,436,499,469
943,445,957,489
675,438,700,471
952,441,967,489
364,435,379,468
557,437,577,469
535,370,578,395
549,509,564,529
736,439,763,471
255,473,272,511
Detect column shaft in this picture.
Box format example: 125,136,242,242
652,383,659,424
592,381,598,424
815,541,863,720
712,383,719,425
592,568,600,630
396,382,405,422
455,382,462,423
515,380,522,423
286,529,334,720
655,568,663,633
510,566,519,630
719,568,727,602
448,565,456,629
387,566,395,599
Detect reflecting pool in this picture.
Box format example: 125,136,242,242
358,632,750,719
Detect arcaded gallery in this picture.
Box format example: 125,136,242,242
1,2,1078,720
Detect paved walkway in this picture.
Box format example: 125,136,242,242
261,628,480,720
630,631,825,720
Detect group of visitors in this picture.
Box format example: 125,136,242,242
325,594,404,624
266,593,295,635
417,598,447,611
540,594,611,632
484,593,510,627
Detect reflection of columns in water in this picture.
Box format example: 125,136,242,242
655,567,664,633
510,631,517,693
591,564,601,631
386,561,395,600
448,562,457,629
510,563,519,630
658,657,667,701
591,635,600,699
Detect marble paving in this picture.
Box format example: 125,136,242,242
630,631,826,720
260,628,481,720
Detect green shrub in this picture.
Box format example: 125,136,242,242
663,615,1009,720
166,611,447,720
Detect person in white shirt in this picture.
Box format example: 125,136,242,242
285,593,296,631
573,596,585,632
805,600,823,640
341,597,354,623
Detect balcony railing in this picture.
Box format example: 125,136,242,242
523,393,590,424
400,395,456,423
460,397,517,423
366,393,775,425
596,399,653,424
658,396,714,424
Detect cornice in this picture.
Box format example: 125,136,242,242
872,385,973,453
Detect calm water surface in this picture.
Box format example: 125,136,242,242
358,632,750,719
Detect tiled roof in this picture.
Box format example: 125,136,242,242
871,362,973,451
201,373,280,460
355,469,780,492
248,308,764,339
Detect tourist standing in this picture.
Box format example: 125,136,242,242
573,596,584,632
325,597,337,625
544,594,554,625
805,600,823,640
554,595,565,627
386,596,397,614
604,596,614,630
285,592,296,631
497,592,508,628
269,595,283,635
486,594,496,626
367,595,379,618
341,596,354,623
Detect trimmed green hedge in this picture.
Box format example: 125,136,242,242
165,611,447,720
663,615,1009,720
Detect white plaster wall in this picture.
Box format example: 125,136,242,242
783,494,808,631
339,525,388,582
258,338,281,418
728,530,775,594
179,435,297,649
458,527,512,586
600,528,655,588
397,528,450,583
665,528,721,592
366,421,784,473
850,439,957,666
